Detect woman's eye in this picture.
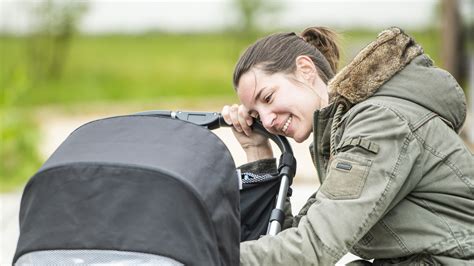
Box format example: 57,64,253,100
264,93,273,103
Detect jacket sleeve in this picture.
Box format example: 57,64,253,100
238,158,277,174
240,104,422,265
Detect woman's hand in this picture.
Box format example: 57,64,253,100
222,104,273,162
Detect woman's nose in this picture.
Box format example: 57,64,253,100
260,112,276,130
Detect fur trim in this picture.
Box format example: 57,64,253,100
328,27,423,104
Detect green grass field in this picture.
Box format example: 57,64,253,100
1,33,260,107
1,29,442,107
0,29,443,191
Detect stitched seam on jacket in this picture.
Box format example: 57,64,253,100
420,199,467,257
427,230,474,257
348,132,412,251
380,220,411,255
362,102,407,121
345,102,412,134
412,131,473,195
305,219,345,262
412,112,438,132
350,244,369,259
350,100,429,135
368,96,441,133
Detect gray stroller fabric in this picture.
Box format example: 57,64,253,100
14,116,240,266
16,250,184,265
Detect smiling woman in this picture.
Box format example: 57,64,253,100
222,26,473,265
235,68,324,143
222,27,338,157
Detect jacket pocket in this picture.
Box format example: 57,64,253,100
321,154,372,200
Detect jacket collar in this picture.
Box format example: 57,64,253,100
328,27,423,105
310,28,423,180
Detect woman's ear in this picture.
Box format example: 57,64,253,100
295,55,317,84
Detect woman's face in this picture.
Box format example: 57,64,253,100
237,68,322,143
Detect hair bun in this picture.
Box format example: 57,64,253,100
301,27,340,73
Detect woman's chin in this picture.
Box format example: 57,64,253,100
292,131,311,143
292,134,304,143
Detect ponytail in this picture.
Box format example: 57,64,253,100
301,27,340,74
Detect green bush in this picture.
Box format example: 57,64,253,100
0,110,42,192
0,52,42,191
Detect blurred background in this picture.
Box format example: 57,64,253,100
1,0,473,263
1,0,472,192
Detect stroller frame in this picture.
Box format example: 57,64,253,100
135,110,297,236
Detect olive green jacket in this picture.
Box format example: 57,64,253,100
239,28,474,265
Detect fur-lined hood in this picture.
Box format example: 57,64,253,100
328,27,466,132
328,27,423,104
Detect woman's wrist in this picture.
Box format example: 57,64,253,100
243,143,273,162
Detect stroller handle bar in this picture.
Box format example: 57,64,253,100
133,110,294,156
133,110,296,236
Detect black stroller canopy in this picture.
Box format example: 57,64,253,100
14,115,240,265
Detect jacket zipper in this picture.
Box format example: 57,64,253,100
313,110,325,182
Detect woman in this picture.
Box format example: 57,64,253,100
222,27,473,265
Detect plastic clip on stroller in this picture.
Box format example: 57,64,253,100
13,110,296,266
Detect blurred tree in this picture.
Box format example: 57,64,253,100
0,1,88,191
27,0,88,80
232,0,282,36
441,0,467,83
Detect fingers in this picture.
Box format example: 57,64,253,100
238,105,253,136
229,104,243,133
222,105,232,125
221,104,253,136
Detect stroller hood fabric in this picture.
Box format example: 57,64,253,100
14,115,240,265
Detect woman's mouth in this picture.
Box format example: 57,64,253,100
282,115,292,134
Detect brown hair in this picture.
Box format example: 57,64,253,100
233,27,340,89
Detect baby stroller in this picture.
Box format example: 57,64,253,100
13,111,296,265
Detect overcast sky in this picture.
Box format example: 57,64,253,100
1,0,470,34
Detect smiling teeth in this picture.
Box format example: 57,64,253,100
283,116,292,133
